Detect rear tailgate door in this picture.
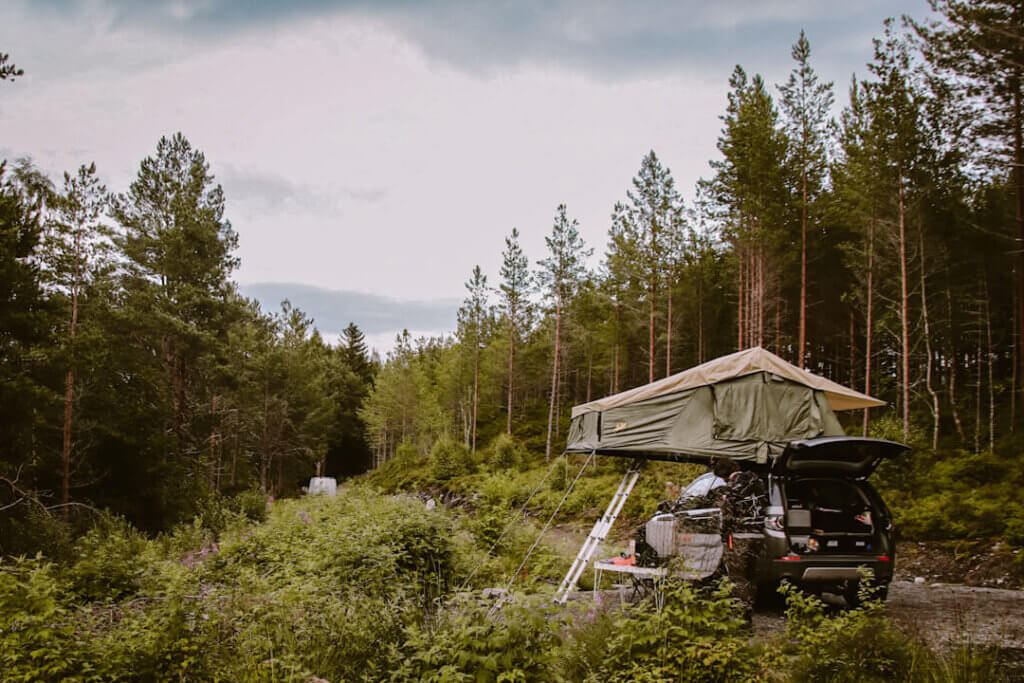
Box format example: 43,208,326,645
773,437,908,478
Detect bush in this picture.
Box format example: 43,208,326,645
431,437,474,480
0,557,81,682
0,503,74,561
487,433,524,470
594,579,755,682
66,513,149,602
393,596,563,682
230,488,268,524
395,440,419,461
780,579,928,682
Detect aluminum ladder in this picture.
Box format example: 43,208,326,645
555,465,641,603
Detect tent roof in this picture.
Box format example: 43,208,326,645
571,346,885,418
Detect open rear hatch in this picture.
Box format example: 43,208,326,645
775,437,906,556
773,437,908,479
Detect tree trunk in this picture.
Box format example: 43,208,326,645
946,285,965,441
863,219,875,436
800,169,808,368
613,299,621,392
775,290,781,356
507,318,515,434
985,276,995,452
919,228,939,450
849,308,856,388
737,241,744,350
666,294,672,377
649,281,656,383
545,297,562,460
758,244,765,348
61,368,73,516
698,265,704,364
975,323,982,455
209,394,218,491
898,166,911,440
586,351,593,403
472,337,479,452
1014,86,1024,433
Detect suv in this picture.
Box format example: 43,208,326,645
637,436,908,604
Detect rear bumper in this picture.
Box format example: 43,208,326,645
763,555,894,585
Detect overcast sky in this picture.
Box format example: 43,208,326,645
2,0,928,352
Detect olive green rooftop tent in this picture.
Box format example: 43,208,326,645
566,346,885,465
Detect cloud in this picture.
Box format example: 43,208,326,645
24,0,931,77
217,165,386,217
240,281,458,336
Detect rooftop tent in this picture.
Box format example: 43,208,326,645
566,346,885,464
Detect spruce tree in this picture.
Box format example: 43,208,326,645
341,322,373,384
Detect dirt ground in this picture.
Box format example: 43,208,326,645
751,580,1024,650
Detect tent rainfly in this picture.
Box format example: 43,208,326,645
566,346,885,464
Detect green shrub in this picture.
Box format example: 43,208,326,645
594,579,755,682
0,557,82,682
392,596,563,682
431,437,474,480
395,440,420,461
66,513,149,602
230,488,268,523
0,503,74,561
487,433,524,470
780,579,929,682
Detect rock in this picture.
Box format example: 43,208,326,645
930,583,943,588
425,498,436,511
915,576,926,584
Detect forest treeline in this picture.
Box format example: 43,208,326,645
4,1,1024,544
362,4,1024,465
0,133,377,542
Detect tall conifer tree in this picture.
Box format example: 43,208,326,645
779,30,835,369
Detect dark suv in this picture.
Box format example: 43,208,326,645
638,436,908,604
757,436,907,603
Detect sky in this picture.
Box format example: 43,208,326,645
1,0,929,353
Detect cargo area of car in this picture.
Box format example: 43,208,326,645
784,478,879,554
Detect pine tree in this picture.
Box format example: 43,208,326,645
0,51,23,81
537,204,590,459
621,151,686,382
44,163,113,514
0,161,50,478
112,133,239,479
863,22,926,440
458,265,489,452
914,0,1024,424
498,228,531,434
706,67,789,353
779,30,835,369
